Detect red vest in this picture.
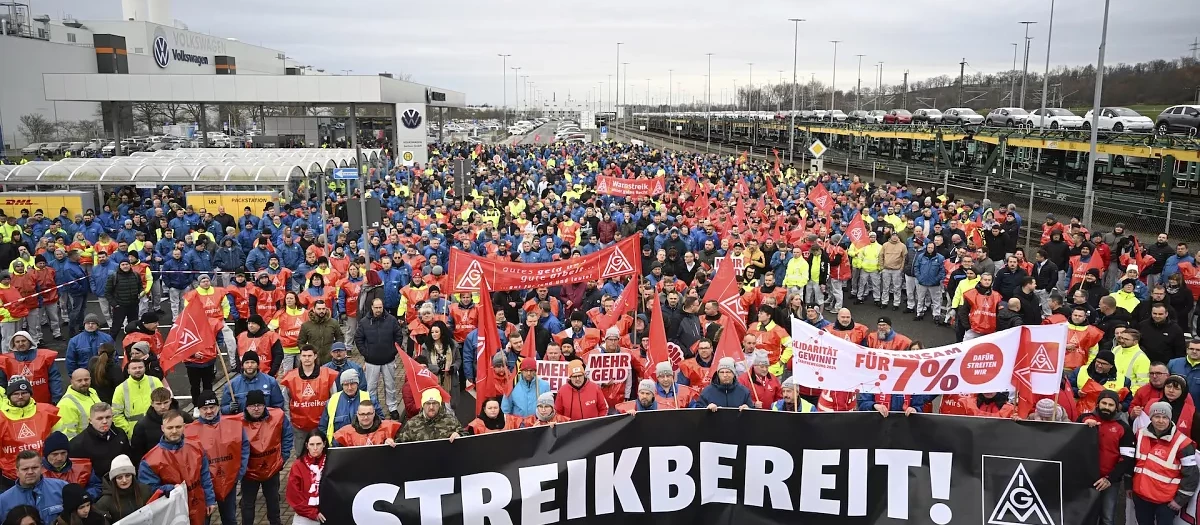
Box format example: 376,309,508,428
522,414,571,427
273,309,308,349
679,358,715,389
963,289,1000,335
866,332,913,350
339,279,364,318
142,439,208,525
1133,426,1193,504
279,367,339,432
186,287,228,321
123,331,164,356
826,323,868,345
227,286,251,319
654,384,698,409
184,418,244,500
236,331,280,375
449,304,478,343
42,457,93,488
250,286,281,320
465,415,523,435
0,351,58,403
938,394,975,416
748,322,788,365
333,420,402,447
233,408,286,482
817,390,858,412
298,287,336,311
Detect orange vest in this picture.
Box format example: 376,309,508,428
250,286,281,320
679,357,716,389
232,408,286,482
142,439,207,525
825,323,868,345
966,396,1016,418
333,419,401,447
299,287,336,311
123,331,164,356
236,331,281,374
963,289,1000,334
0,351,58,403
748,322,788,364
866,332,913,350
938,394,975,416
465,415,523,435
655,384,698,409
448,304,478,343
339,278,364,318
273,310,308,348
279,367,339,432
0,403,59,478
42,457,93,489
0,286,27,319
186,287,228,321
184,418,244,500
615,400,652,414
1133,426,1194,504
227,286,251,319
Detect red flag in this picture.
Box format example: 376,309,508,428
160,299,218,372
594,276,639,332
1120,237,1156,275
969,227,984,250
696,192,710,219
846,214,870,248
473,283,500,386
520,325,539,360
734,198,746,228
397,345,451,405
1013,327,1038,418
474,143,483,158
765,149,780,202
807,183,835,215
737,151,748,165
646,288,671,370
714,316,744,364
702,255,749,334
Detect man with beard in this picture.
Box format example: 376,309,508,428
677,338,717,389
184,391,247,525
616,380,660,413
396,390,460,443
1080,390,1135,525
1071,350,1132,415
220,352,285,415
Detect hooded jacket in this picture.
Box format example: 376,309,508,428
554,378,608,420
213,236,245,272
502,374,551,418
298,310,344,364
93,475,156,522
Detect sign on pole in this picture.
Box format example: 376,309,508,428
600,125,609,140
808,139,828,159
331,167,358,180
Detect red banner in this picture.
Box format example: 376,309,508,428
594,175,666,197
808,183,835,215
448,236,641,292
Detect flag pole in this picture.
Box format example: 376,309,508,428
215,325,235,402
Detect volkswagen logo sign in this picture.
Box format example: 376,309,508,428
401,109,423,129
152,28,170,68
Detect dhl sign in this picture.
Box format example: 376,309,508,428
0,192,95,220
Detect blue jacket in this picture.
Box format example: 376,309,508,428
65,329,114,373
0,349,64,403
245,247,271,273
161,257,192,289
502,376,551,418
1168,357,1200,406
275,242,303,270
913,251,947,287
699,380,754,408
0,477,68,524
1163,254,1197,283
856,393,936,411
323,360,368,391
79,220,104,243
194,414,250,482
318,389,383,443
213,238,245,272
183,248,213,275
89,259,119,297
138,436,216,506
57,260,88,297
376,267,406,309
220,372,286,415
42,458,102,499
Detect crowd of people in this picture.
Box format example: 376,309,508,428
0,138,1190,524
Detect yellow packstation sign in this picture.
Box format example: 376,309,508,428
185,191,278,215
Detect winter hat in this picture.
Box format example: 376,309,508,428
1121,278,1137,289
781,376,796,390
492,351,507,367
194,390,219,408
655,361,673,376
568,360,586,376
61,483,91,513
1034,398,1058,420
42,431,68,457
1086,268,1101,278
605,326,621,339
752,349,770,366
638,379,656,394
1093,350,1116,366
1166,374,1188,392
717,357,736,374
519,358,537,372
537,392,555,407
247,314,265,327
339,369,360,385
245,390,266,407
109,454,136,480
140,311,158,324
1127,264,1139,273
7,377,30,396
877,316,893,327
9,331,33,348
1150,401,1174,419
420,388,441,405
241,351,260,365
830,233,843,245
130,341,151,356
84,313,100,325
1097,389,1121,408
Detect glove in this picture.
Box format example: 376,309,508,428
229,400,240,413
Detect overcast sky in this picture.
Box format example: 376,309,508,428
45,0,1200,107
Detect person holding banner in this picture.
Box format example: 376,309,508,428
138,409,216,525
865,317,912,350
317,369,381,443
285,433,329,525
827,309,869,345
616,380,660,413
523,393,570,427
396,389,460,443
677,338,717,389
466,398,524,434
700,358,752,410
774,377,817,412
502,358,549,419
738,351,781,409
856,387,933,418
1131,401,1200,525
650,362,699,409
333,399,400,447
554,360,607,420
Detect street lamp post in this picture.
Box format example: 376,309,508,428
668,69,673,110
1018,22,1036,108
1082,0,1112,227
855,54,865,111
616,42,623,120
707,52,713,147
876,62,884,111
1010,43,1019,106
512,67,521,118
788,18,804,163
830,40,841,123
498,54,510,126
748,62,754,112
1038,0,1056,133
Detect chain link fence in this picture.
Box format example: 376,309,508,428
612,123,1200,246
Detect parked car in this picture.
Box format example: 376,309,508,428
941,108,984,126
1027,108,1085,129
828,110,848,122
20,143,44,156
867,110,887,124
882,109,913,124
1081,107,1153,132
911,109,942,124
984,107,1031,127
100,142,118,156
81,139,104,156
1155,105,1200,135
847,110,871,123
66,142,88,155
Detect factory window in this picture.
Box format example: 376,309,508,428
67,33,76,42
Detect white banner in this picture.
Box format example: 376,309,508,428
115,484,190,525
587,352,631,385
537,360,571,393
789,320,1066,395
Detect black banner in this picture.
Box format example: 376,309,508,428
322,410,1099,525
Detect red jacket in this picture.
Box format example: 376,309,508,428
1079,412,1135,479
555,379,608,420
738,371,782,408
286,453,325,521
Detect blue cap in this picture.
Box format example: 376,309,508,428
331,342,349,353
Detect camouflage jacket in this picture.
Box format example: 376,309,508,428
397,409,461,443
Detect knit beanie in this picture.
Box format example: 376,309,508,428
1150,401,1173,419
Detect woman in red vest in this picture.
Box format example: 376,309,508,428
523,392,571,427
270,292,308,371
138,409,215,525
465,397,523,435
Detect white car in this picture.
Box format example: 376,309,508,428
1082,107,1154,132
984,107,1032,127
1026,108,1085,129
